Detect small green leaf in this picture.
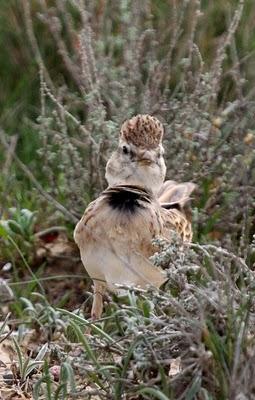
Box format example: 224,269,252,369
20,209,35,220
60,362,76,392
0,313,11,335
13,337,23,374
70,321,99,367
25,361,43,379
34,343,48,362
138,387,171,400
185,375,202,400
0,222,9,239
58,308,117,346
142,299,151,318
20,297,36,312
7,220,24,236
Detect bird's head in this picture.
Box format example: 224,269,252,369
105,115,166,195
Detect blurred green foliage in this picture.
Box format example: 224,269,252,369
0,0,255,139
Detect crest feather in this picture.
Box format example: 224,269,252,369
120,114,164,149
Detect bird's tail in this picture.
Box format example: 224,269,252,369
158,180,196,212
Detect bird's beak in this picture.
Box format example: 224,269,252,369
136,158,154,166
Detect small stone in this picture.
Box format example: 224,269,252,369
244,132,254,145
2,262,12,272
49,365,61,381
169,357,181,377
3,370,14,385
212,117,223,128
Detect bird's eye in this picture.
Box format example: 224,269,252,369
122,146,129,154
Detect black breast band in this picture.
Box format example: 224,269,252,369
103,185,152,213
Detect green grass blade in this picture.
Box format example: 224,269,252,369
137,387,171,400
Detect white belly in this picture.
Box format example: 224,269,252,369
80,245,166,292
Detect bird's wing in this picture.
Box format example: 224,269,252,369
160,206,193,242
73,198,99,248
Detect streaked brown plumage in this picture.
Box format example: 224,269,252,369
74,115,196,319
120,114,164,149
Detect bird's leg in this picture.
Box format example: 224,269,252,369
91,281,106,320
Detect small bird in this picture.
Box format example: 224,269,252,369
74,115,195,319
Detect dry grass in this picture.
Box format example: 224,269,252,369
0,0,255,399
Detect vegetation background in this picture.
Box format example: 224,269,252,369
0,0,255,399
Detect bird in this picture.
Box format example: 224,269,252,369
74,115,196,320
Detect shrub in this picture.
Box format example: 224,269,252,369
7,0,251,251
